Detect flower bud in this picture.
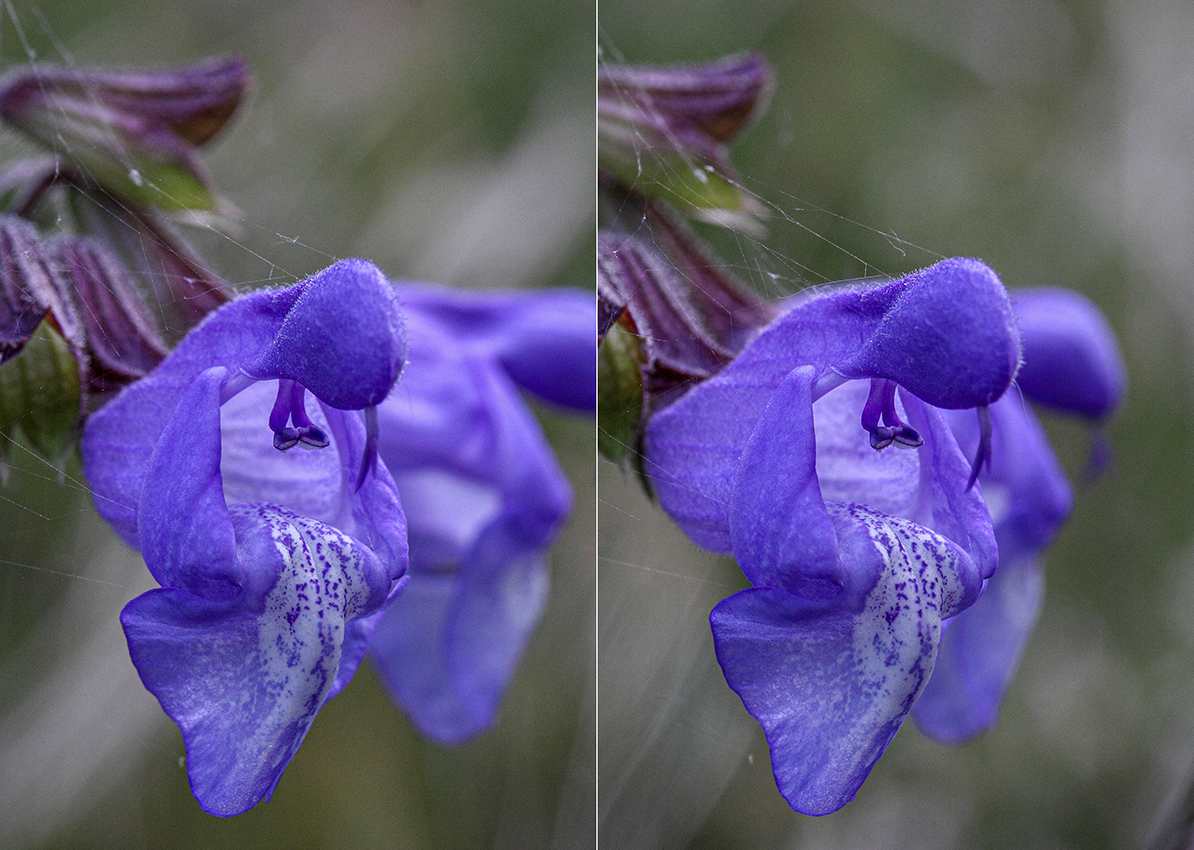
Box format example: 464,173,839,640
599,53,770,229
0,56,249,213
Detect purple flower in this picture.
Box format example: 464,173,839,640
646,257,1020,815
367,284,593,743
913,287,1126,742
1009,287,1126,420
81,259,409,816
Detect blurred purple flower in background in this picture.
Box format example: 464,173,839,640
914,287,1127,743
81,259,409,816
368,285,594,743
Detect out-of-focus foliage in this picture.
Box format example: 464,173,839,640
599,1,1194,848
0,1,593,848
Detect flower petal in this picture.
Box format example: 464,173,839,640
248,259,406,410
729,366,842,597
395,283,595,411
711,504,974,815
899,390,998,586
137,365,240,594
1011,287,1126,419
912,553,1044,743
913,389,1071,741
369,529,548,744
646,258,1016,553
121,503,391,817
369,340,570,742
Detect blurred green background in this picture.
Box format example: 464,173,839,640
0,1,593,848
599,1,1194,849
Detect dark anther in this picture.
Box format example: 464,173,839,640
862,378,923,452
269,379,329,452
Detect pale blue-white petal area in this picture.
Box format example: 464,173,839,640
913,390,1071,742
218,379,343,523
711,504,975,816
394,283,595,411
807,381,994,593
216,378,410,700
1011,287,1126,420
121,504,392,817
368,319,570,743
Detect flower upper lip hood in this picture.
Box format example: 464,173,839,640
837,258,1021,409
245,258,406,410
81,258,408,817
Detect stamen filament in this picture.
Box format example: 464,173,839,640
355,405,379,491
966,404,992,490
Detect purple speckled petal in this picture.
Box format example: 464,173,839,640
122,503,391,817
1011,288,1126,419
712,504,975,816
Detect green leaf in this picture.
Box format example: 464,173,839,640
598,323,644,467
0,321,81,466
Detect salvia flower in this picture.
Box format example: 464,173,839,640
0,55,250,213
367,284,593,743
913,287,1126,742
646,257,1020,815
81,258,408,816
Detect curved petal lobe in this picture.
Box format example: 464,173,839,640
711,504,974,815
121,504,390,817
